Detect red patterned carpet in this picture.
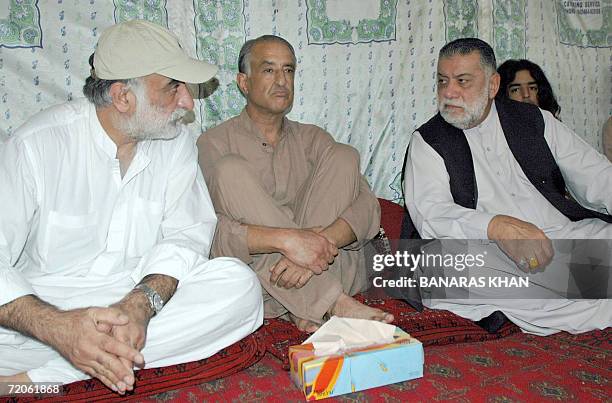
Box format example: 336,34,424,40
139,328,611,402
3,297,610,402
2,199,610,401
2,332,266,402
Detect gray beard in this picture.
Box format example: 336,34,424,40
116,85,188,141
121,108,186,141
438,87,490,130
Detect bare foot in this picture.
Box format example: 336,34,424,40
330,293,394,323
289,313,321,333
0,372,31,382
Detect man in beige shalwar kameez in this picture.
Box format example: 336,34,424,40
197,35,393,332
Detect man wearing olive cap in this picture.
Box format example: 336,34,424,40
0,20,262,394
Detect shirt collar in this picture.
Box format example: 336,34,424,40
237,108,291,142
465,101,497,135
88,101,118,159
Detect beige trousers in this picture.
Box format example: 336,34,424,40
208,144,368,323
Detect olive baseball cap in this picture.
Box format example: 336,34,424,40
93,19,217,83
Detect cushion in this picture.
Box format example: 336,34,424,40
376,198,424,310
378,198,404,240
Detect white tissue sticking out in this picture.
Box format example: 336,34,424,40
303,316,396,356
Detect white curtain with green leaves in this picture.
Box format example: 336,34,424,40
1,0,610,202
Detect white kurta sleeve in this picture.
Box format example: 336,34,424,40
542,110,612,214
403,131,496,239
131,133,217,285
0,138,38,306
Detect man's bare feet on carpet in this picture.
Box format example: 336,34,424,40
330,293,394,323
289,313,320,333
287,293,393,333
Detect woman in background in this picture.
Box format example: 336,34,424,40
497,59,561,119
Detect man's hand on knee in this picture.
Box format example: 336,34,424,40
487,215,554,271
102,303,149,353
98,302,150,390
280,228,338,273
50,307,144,394
270,257,315,289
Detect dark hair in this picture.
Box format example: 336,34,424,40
238,35,296,74
439,37,496,74
82,53,134,107
496,59,561,117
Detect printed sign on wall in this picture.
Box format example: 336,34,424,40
557,0,611,47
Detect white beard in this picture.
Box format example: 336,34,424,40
438,83,490,130
117,83,188,141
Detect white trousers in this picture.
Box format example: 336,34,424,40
426,298,612,336
419,235,612,336
0,257,263,383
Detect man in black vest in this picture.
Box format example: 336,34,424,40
403,38,612,335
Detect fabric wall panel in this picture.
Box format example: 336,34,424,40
0,0,609,203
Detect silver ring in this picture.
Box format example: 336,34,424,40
517,258,529,271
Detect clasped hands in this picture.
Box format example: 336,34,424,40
487,215,554,272
51,301,149,395
269,227,338,289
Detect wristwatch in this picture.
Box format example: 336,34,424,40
134,284,164,316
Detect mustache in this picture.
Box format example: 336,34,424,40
439,99,466,108
170,108,189,125
271,85,290,94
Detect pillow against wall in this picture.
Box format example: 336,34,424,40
378,198,404,239
377,198,428,311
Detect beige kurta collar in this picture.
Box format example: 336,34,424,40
236,108,292,145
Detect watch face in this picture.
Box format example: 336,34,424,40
152,294,163,312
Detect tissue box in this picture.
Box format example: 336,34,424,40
289,328,423,400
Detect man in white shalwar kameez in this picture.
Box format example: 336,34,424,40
403,38,612,336
0,20,263,394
